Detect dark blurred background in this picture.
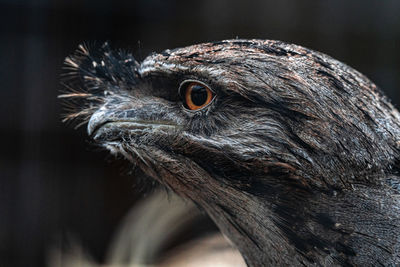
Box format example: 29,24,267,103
1,0,399,266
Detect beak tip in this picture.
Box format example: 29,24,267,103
87,110,106,137
87,119,95,137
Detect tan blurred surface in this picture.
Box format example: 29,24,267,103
159,234,246,267
48,190,246,267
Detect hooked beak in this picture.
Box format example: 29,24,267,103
87,109,180,142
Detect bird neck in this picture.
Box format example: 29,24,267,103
194,180,400,266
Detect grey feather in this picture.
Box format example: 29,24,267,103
61,39,400,266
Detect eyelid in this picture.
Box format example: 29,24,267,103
178,79,215,97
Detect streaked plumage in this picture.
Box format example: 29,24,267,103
61,40,400,266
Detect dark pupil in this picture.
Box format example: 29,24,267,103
191,85,208,106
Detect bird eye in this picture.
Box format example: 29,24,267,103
180,81,214,111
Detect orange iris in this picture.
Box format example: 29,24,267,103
184,82,214,110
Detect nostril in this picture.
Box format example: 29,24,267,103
123,109,137,118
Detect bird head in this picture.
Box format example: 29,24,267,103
61,40,400,265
